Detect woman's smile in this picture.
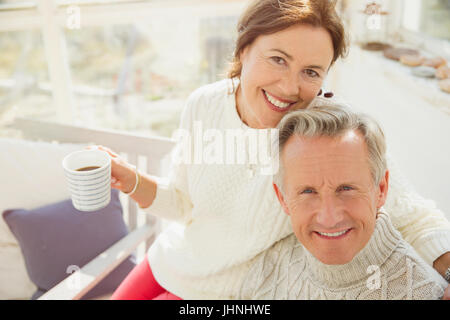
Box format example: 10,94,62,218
262,89,298,113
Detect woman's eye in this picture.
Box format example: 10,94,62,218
270,56,286,65
305,69,320,78
339,186,353,192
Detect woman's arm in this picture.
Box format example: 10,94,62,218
384,153,450,276
135,89,202,224
137,153,193,224
127,172,157,209
95,88,199,224
92,143,191,223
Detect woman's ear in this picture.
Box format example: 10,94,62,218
273,183,290,216
239,45,250,65
376,170,389,209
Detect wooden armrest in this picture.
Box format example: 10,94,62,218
38,225,155,300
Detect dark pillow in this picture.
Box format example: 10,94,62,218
2,189,136,300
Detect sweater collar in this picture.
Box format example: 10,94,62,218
227,78,249,130
304,211,402,288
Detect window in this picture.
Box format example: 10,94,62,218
0,0,249,138
403,0,450,40
0,1,36,9
399,0,450,63
0,29,52,138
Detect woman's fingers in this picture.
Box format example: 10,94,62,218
84,145,133,193
85,145,119,158
98,145,119,158
110,176,123,189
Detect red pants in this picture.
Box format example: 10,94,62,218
110,255,181,300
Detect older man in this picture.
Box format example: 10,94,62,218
239,104,448,299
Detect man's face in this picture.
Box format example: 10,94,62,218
274,130,389,265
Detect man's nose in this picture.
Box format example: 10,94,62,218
315,195,346,229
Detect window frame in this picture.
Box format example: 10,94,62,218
396,0,450,60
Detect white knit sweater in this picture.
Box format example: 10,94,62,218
239,212,448,300
142,78,450,299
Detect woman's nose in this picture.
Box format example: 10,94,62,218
277,72,301,99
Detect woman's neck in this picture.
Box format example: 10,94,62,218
235,84,263,129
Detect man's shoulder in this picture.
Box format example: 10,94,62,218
239,233,303,299
266,233,303,260
381,240,447,299
248,233,302,268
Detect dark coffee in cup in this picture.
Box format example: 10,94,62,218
76,166,101,172
63,149,111,212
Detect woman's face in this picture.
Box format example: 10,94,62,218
237,24,334,129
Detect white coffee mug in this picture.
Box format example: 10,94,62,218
62,149,111,212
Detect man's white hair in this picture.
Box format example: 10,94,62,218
273,99,387,193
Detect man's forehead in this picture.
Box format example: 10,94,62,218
282,131,374,189
282,130,367,161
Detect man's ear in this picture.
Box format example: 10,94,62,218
273,183,290,216
376,170,389,209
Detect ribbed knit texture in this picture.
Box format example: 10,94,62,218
239,212,448,299
141,79,450,299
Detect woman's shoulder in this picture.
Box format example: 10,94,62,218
187,78,235,106
308,95,353,109
181,78,235,122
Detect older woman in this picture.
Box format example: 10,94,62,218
239,103,448,299
102,0,450,300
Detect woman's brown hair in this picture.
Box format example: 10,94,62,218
227,0,348,79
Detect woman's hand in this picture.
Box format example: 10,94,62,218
85,145,137,193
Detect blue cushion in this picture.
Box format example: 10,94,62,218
2,189,136,299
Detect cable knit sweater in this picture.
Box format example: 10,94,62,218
239,212,448,299
141,78,450,299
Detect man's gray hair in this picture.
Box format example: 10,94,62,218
273,101,387,192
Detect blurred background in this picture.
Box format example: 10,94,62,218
0,0,449,216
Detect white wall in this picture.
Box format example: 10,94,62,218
328,46,450,220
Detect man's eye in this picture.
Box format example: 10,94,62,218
305,69,319,78
270,56,286,65
339,186,353,192
301,189,315,194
